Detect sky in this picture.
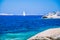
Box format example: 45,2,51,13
0,0,60,15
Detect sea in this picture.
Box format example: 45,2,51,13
0,15,60,40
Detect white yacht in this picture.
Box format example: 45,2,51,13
42,11,60,19
23,11,26,16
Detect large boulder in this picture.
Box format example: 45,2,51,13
27,28,60,40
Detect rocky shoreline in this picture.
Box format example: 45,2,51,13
27,28,60,40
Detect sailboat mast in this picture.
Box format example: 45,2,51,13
23,11,26,16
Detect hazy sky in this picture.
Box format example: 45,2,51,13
0,0,60,15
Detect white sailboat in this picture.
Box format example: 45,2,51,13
23,11,26,16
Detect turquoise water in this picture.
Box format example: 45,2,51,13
1,26,60,40
1,31,38,40
0,16,60,40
